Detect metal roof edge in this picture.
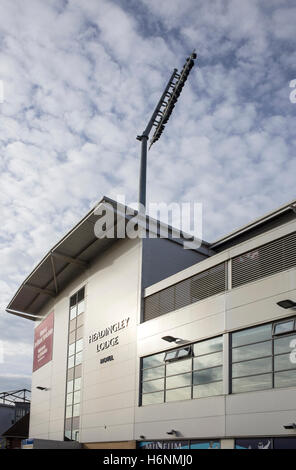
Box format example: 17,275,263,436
210,198,296,249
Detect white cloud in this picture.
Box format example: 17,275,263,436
0,0,295,390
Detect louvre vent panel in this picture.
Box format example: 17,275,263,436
232,231,296,288
143,263,226,322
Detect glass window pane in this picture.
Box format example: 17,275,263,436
232,357,272,378
69,330,76,344
66,393,73,406
165,350,178,361
274,370,296,388
193,381,223,398
73,391,80,404
69,318,76,333
232,324,272,348
142,378,164,393
274,335,296,355
74,377,81,391
274,352,296,372
75,351,82,366
66,405,72,418
76,326,84,341
142,366,165,381
232,341,272,362
177,347,192,359
77,313,84,328
65,430,72,440
68,343,75,357
166,359,192,376
68,355,75,369
65,418,72,431
76,338,83,353
194,351,222,370
194,336,223,355
142,353,165,369
70,306,77,320
67,380,74,394
166,373,192,389
142,391,164,406
232,374,272,393
72,429,79,441
73,403,80,417
193,366,222,385
274,320,294,335
165,387,191,402
77,300,85,316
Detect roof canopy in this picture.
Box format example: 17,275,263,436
6,196,210,321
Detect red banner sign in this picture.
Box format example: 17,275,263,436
33,311,54,372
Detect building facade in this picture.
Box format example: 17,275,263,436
7,197,296,449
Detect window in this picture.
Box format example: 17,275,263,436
64,287,85,441
231,317,296,394
140,336,223,406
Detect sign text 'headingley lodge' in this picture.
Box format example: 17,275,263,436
88,317,130,353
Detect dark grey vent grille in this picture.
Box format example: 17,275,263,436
143,263,227,322
232,231,296,288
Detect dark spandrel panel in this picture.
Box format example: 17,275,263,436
142,391,164,406
232,341,272,363
235,438,272,449
194,336,223,356
274,438,296,449
142,378,164,393
193,366,222,385
193,381,223,399
142,352,165,369
274,334,296,355
194,351,222,370
232,357,272,379
142,366,165,381
165,386,191,402
274,352,296,372
70,294,77,307
77,287,85,302
232,324,272,348
274,369,296,388
232,373,272,394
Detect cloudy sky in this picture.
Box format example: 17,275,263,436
0,0,295,392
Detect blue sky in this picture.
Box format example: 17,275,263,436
0,0,295,391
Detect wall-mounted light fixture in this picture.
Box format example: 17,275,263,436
277,300,296,309
283,423,296,429
36,386,49,391
139,435,146,439
162,336,182,344
166,429,177,436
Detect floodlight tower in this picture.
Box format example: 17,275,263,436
137,51,197,211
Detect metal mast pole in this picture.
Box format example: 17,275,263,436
137,51,197,212
137,69,178,209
